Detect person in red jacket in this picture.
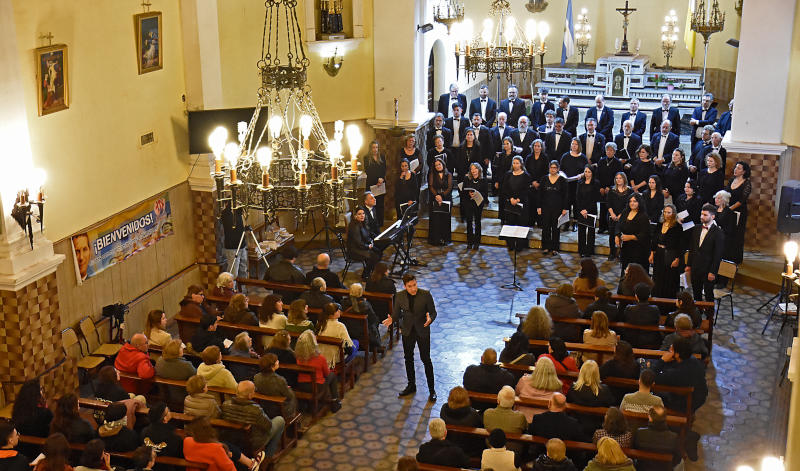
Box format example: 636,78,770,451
183,417,263,471
114,333,155,395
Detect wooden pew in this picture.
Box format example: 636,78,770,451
505,338,701,365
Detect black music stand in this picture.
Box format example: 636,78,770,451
499,225,528,291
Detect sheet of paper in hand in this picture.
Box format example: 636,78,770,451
677,210,689,221
409,159,420,172
370,182,386,196
432,201,451,214
471,191,484,207
557,212,570,227
499,225,530,238
577,213,597,228
681,221,695,231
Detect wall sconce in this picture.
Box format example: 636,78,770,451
323,47,344,77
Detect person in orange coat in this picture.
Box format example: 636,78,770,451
114,333,155,395
183,417,263,471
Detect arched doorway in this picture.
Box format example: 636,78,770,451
427,52,435,112
428,39,448,114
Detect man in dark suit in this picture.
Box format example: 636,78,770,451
426,113,453,154
471,113,494,169
690,125,714,171
305,253,344,289
437,82,467,118
716,99,733,137
538,110,556,134
620,97,647,138
462,348,514,394
468,84,497,126
651,337,709,413
650,94,682,136
264,245,306,301
614,120,643,165
510,116,538,160
700,131,727,171
685,204,725,302
383,273,438,401
416,418,469,468
689,93,718,149
633,406,682,470
623,283,663,348
544,118,572,162
556,96,579,138
529,87,555,127
529,393,584,442
498,85,526,131
361,192,381,236
444,103,469,149
579,118,606,164
585,95,615,142
650,120,680,165
491,111,514,155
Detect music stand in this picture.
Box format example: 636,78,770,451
499,225,529,291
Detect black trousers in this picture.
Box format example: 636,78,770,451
598,201,609,231
464,204,483,244
541,207,562,251
402,328,434,391
691,271,715,302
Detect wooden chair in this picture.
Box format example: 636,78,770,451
79,315,122,357
61,327,106,389
335,232,368,280
713,259,738,325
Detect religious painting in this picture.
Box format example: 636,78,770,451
612,68,625,97
134,11,162,74
35,44,69,116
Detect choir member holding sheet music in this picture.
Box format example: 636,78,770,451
364,141,387,226
538,160,569,255
525,139,548,228
615,192,651,276
395,159,419,219
428,158,453,246
606,172,633,262
559,138,589,231
575,165,601,257
650,204,684,298
500,156,532,252
462,163,488,250
399,134,424,188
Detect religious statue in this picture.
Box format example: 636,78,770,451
320,0,343,35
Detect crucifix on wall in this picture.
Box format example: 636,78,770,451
616,1,637,56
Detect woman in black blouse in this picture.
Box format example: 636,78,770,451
538,160,569,255
347,207,380,279
643,175,665,223
395,158,419,219
501,156,532,251
727,161,751,264
364,141,387,226
399,134,423,187
526,139,548,227
493,137,517,195
560,138,589,230
615,192,650,276
427,135,452,177
677,180,702,225
428,157,453,245
649,204,684,298
606,172,633,261
662,149,690,206
629,145,656,193
463,162,489,249
575,165,600,257
697,151,724,204
714,190,737,264
456,128,481,179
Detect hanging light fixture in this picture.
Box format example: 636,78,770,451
433,0,465,34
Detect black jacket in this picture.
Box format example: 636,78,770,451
141,422,183,457
533,454,579,471
566,384,616,407
264,258,306,302
305,267,343,289
529,411,584,441
54,417,96,443
686,222,725,276
190,329,230,355
652,357,708,412
620,111,647,137
469,97,498,126
439,404,483,456
613,133,643,164
633,422,681,470
94,381,130,402
583,299,620,323
299,290,335,309
463,364,515,394
623,302,662,348
556,106,579,137
578,132,606,164
438,93,467,117
14,406,53,438
416,438,470,468
650,107,682,135
100,425,139,452
585,106,615,142
394,288,437,336
0,451,29,471
530,100,556,127
544,130,572,162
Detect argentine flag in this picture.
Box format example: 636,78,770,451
561,0,576,65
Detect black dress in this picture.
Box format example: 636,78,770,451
716,206,737,262
662,163,690,201
560,152,589,219
630,160,657,192
399,147,424,188
493,150,516,195
462,176,489,246
643,189,665,223
617,210,650,274
539,174,569,251
395,172,419,218
651,223,684,298
364,154,387,225
501,171,533,250
426,147,453,175
727,178,751,264
455,143,481,179
607,187,633,256
575,177,600,256
428,170,453,244
697,168,724,204
597,156,623,232
347,219,379,277
525,152,548,226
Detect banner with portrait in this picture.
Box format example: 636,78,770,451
71,192,174,284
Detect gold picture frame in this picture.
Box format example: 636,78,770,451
134,11,162,74
35,44,69,116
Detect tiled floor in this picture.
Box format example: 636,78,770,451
272,242,792,471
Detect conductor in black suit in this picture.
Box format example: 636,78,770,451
468,84,497,126
685,204,725,302
437,82,467,118
383,273,438,402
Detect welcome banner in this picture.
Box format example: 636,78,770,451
71,192,174,283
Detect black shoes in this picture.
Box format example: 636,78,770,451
330,400,342,412
428,391,437,402
398,385,416,397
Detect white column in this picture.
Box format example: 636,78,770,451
180,0,224,111
372,1,417,126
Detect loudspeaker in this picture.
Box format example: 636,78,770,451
777,180,800,233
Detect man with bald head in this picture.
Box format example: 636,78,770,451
222,380,286,457
305,252,343,289
529,393,583,442
115,333,156,394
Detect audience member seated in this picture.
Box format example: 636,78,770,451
651,337,708,413
532,438,578,471
295,330,342,412
341,283,382,351
265,331,298,386
567,360,615,407
317,302,358,366
0,422,28,471
396,456,419,471
155,339,197,404
365,262,397,322
545,284,582,342
211,272,237,299
228,332,259,381
415,418,469,468
223,294,257,326
258,294,287,349
97,402,138,452
74,438,110,471
500,331,535,366
286,299,314,335
616,263,653,313
633,406,682,471
582,286,619,322
264,245,306,302
519,306,553,357
665,290,703,328
128,446,157,471
221,380,286,458
144,309,172,347
592,407,632,448
305,253,343,289
32,433,71,471
529,393,583,444
299,277,335,309
599,341,641,403
573,258,606,311
254,353,298,417
198,346,238,390
115,333,156,395
582,311,618,362
583,437,636,471
439,386,483,457
660,314,708,359
50,394,96,444
539,337,579,393
622,283,662,348
484,386,528,437
190,313,229,355
620,369,663,414
11,379,53,438
481,428,520,471
183,417,263,471
178,285,217,319
184,375,221,419
515,357,562,421
94,366,145,428
464,348,515,394
140,403,182,457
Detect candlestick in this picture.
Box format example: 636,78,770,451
394,98,399,127
303,138,310,150
351,156,358,173
230,167,238,182
38,187,44,202
465,44,470,55
300,173,307,187
262,171,269,187
214,158,221,173
331,166,338,180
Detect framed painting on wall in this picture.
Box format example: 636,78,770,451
35,44,69,116
134,11,162,74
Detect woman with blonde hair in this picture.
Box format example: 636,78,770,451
567,360,614,409
265,330,297,386
515,356,562,421
227,332,258,381
295,330,341,412
212,271,236,299
155,339,196,404
341,282,381,351
196,346,237,391
286,299,314,334
520,305,552,357
583,437,635,471
582,311,617,362
650,203,684,298
223,293,257,326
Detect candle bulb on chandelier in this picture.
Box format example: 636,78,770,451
257,147,272,188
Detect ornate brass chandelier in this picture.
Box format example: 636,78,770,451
208,0,361,231
691,0,725,92
433,0,464,34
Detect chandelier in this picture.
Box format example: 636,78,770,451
207,0,361,231
452,0,547,82
691,0,725,92
433,0,464,34
574,8,591,66
660,10,680,70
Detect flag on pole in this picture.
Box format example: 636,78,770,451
684,0,697,58
561,0,575,65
